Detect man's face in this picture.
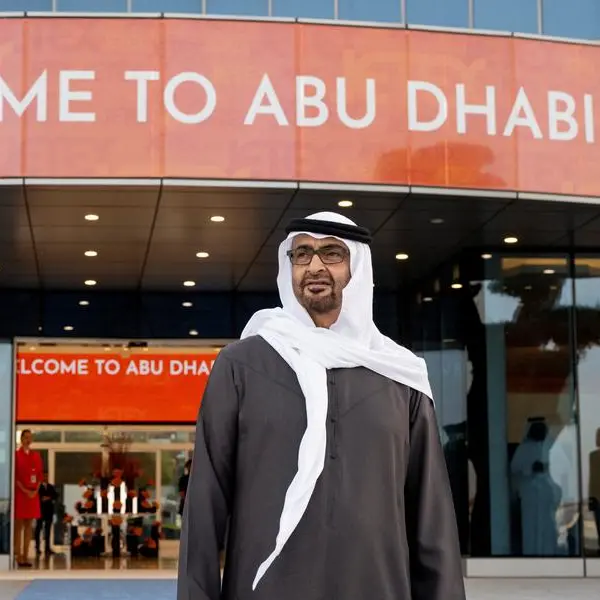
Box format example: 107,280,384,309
290,235,351,318
21,431,32,448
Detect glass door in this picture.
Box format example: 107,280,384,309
160,449,193,542
53,449,103,550
573,257,600,578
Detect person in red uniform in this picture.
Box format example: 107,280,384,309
14,429,43,567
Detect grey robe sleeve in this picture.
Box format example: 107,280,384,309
177,354,239,600
405,390,466,600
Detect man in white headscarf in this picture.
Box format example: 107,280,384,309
178,212,465,600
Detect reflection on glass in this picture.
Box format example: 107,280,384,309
0,343,13,555
272,0,334,19
482,256,580,556
29,431,61,443
542,0,600,41
127,452,157,490
0,0,52,9
161,450,192,540
473,0,538,33
338,0,402,22
56,0,127,10
64,431,103,443
54,452,101,516
206,0,269,15
132,0,202,12
410,275,472,556
574,257,600,557
406,0,469,28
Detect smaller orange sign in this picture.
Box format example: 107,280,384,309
16,351,219,424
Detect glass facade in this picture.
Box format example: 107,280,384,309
0,0,598,42
131,0,201,13
542,0,600,40
0,342,12,556
0,290,400,342
406,0,469,29
474,0,538,33
573,258,600,559
206,0,268,16
338,0,402,23
55,0,127,11
408,251,600,558
271,0,334,19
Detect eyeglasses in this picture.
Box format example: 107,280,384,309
287,246,348,266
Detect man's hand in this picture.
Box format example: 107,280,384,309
28,490,37,499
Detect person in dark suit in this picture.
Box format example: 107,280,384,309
35,472,58,556
178,460,192,518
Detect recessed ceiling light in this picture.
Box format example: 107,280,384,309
183,280,196,287
543,269,555,275
63,325,74,331
423,297,433,302
189,329,199,336
210,215,225,223
84,214,99,221
451,283,463,289
84,279,97,286
481,253,492,260
29,346,36,351
79,300,90,306
430,218,444,224
182,301,193,308
338,200,353,208
504,236,518,244
84,250,98,257
196,251,210,259
395,253,409,261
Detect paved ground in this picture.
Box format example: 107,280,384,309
0,579,599,600
465,578,600,599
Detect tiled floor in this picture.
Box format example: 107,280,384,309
0,579,599,600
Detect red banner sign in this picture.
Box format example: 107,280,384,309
16,351,219,423
0,18,598,195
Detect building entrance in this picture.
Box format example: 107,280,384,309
10,338,227,572
15,425,193,571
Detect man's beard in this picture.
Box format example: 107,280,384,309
297,275,342,314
